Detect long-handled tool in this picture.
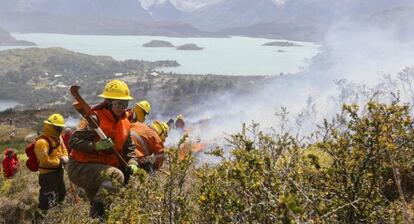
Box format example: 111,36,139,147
70,85,129,167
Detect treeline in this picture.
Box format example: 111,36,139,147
134,74,273,117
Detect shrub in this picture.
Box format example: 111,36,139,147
1,101,413,223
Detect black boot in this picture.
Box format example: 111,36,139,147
90,200,105,222
33,209,47,224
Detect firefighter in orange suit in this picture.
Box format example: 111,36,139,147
67,80,139,221
130,120,169,173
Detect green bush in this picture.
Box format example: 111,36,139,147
1,101,413,223
105,101,414,223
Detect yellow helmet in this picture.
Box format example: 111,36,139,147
151,120,169,139
136,100,151,114
44,113,65,127
176,114,184,121
98,79,133,100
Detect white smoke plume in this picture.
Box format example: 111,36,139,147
168,3,414,149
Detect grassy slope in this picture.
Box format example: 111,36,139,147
1,101,414,223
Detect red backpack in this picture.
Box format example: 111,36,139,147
25,136,58,172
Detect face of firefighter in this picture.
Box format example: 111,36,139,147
110,100,129,118
175,120,185,129
44,123,63,138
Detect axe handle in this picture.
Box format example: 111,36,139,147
71,86,129,167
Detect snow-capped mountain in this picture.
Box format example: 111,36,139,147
140,0,224,11
147,0,185,21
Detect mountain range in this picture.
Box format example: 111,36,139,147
0,0,412,41
0,27,35,46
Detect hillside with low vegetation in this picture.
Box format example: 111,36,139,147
176,43,203,50
0,47,178,109
0,100,413,223
0,27,35,46
142,40,174,47
0,47,274,117
262,41,302,47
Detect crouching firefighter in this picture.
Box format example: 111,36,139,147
67,80,139,221
130,120,169,173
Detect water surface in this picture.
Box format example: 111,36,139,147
2,33,320,76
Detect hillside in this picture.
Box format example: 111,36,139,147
0,47,274,118
0,0,215,37
0,100,413,223
367,6,414,41
0,0,410,41
0,47,178,108
0,27,35,46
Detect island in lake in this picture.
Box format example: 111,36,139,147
143,40,174,48
262,41,302,47
176,43,203,51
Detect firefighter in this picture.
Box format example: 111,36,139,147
2,148,19,178
175,114,185,132
34,113,68,221
130,120,169,173
167,118,174,130
128,100,151,123
67,80,139,221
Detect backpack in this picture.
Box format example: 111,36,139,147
25,136,58,172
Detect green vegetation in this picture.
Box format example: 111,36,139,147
0,47,270,118
135,74,273,117
143,40,174,48
263,41,302,47
2,100,413,223
176,43,203,50
0,47,178,108
0,124,33,154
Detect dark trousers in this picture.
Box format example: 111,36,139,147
38,169,66,210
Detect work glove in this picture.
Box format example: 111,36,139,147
60,156,69,165
127,164,140,176
95,138,114,151
124,164,139,185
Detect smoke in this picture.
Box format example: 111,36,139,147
175,2,414,148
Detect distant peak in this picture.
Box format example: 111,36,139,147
140,0,167,10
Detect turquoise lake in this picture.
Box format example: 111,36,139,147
2,33,320,76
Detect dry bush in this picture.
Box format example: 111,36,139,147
0,167,38,224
